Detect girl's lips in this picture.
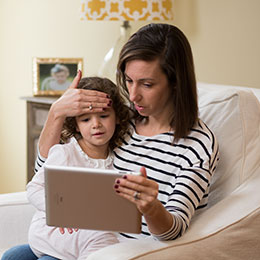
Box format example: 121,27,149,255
93,132,104,136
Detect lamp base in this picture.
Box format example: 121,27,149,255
98,21,131,83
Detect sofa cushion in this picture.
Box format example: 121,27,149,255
133,207,260,260
198,87,260,207
0,192,35,251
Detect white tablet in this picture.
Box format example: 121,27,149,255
44,165,141,234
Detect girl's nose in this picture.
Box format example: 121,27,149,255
92,117,101,128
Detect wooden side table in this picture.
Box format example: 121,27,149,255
22,97,57,182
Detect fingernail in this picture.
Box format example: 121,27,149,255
123,175,127,179
116,179,120,184
114,184,119,189
116,190,120,193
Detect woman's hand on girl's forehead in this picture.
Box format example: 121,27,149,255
54,78,111,119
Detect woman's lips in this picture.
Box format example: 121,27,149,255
134,104,144,111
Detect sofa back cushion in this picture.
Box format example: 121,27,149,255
198,86,260,207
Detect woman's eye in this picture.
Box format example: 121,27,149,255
100,114,109,119
143,83,152,88
82,118,89,122
125,79,133,85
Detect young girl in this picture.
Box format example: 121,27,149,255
2,77,130,260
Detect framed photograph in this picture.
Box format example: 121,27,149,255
33,57,83,96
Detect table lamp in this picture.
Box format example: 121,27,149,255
80,0,174,82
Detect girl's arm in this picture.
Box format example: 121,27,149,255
27,145,69,211
38,70,111,157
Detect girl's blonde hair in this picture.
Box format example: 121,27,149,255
61,77,131,150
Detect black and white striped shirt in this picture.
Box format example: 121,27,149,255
113,119,219,241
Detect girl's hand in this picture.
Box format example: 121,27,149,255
52,70,112,120
59,227,78,235
114,167,159,216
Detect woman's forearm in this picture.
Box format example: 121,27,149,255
38,103,65,158
144,199,174,236
114,169,176,239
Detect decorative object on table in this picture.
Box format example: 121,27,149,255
80,0,174,82
33,57,83,96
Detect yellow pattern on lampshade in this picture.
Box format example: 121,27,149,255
80,0,174,21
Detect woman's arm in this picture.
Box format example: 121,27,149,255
38,70,111,157
38,103,66,158
114,167,174,237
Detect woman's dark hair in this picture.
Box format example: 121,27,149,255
117,23,198,142
61,77,130,151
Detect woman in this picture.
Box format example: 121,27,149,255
31,23,217,248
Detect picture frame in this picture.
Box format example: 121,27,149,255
33,57,83,96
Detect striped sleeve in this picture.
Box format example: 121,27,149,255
34,148,47,175
151,214,183,240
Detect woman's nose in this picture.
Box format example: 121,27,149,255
129,85,140,103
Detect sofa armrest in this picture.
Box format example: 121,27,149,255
88,168,260,260
0,192,35,251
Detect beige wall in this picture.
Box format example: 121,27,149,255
0,0,259,193
174,0,260,88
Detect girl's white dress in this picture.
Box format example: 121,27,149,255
27,137,119,260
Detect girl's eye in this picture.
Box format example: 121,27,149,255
100,114,109,119
82,118,89,122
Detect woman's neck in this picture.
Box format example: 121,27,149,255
135,117,172,137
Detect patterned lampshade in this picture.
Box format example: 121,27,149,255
80,0,174,21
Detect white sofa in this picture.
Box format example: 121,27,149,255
1,83,260,259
